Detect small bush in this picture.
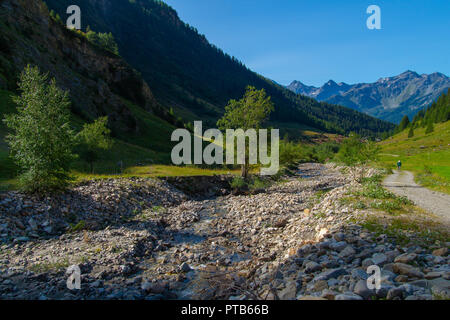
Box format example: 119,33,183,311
423,165,433,175
230,176,247,190
356,181,393,199
69,220,86,233
249,177,270,190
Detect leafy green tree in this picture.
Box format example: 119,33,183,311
279,140,303,166
98,32,119,55
408,126,414,138
86,30,100,45
217,86,274,178
336,134,380,181
85,30,119,55
3,65,76,192
77,116,113,173
49,10,62,24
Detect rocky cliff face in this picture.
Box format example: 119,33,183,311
0,0,162,134
288,71,450,124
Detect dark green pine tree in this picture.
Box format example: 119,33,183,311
398,115,410,132
408,126,414,138
425,120,434,134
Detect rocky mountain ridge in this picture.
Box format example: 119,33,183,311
288,71,450,123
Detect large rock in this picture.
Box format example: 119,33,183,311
387,287,405,300
314,268,348,282
353,280,375,299
394,253,417,264
305,261,322,273
335,293,363,300
392,263,424,279
278,281,298,300
339,246,356,258
372,253,388,266
298,295,327,300
432,248,448,257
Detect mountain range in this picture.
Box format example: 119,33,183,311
288,71,450,124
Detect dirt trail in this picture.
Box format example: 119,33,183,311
383,170,450,224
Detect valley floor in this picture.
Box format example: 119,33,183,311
0,164,449,300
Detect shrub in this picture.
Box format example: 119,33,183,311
230,176,247,189
76,116,113,173
335,134,380,181
249,177,270,190
86,30,119,55
279,140,303,166
423,165,433,175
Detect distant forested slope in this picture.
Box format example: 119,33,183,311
46,0,395,137
411,89,450,126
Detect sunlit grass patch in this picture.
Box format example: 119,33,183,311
378,121,450,194
359,216,449,247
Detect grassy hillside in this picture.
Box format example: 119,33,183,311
378,121,450,194
0,89,240,191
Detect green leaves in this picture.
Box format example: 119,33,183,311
76,116,113,173
217,86,274,131
216,86,274,178
336,134,380,167
3,65,76,193
77,116,113,151
86,30,119,55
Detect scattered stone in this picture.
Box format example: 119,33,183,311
335,293,363,300
141,282,165,294
387,287,405,300
278,281,297,300
305,261,321,273
180,262,191,273
339,246,356,258
392,263,424,279
298,295,327,300
353,280,375,299
432,248,448,257
0,163,445,300
314,268,348,282
394,253,417,264
371,253,387,265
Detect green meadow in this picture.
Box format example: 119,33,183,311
378,121,450,194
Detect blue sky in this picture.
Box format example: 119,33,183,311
163,0,450,87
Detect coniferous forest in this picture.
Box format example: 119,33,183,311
45,0,395,137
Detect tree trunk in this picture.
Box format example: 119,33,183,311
241,152,249,179
241,163,249,179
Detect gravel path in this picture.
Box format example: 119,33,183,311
383,170,450,224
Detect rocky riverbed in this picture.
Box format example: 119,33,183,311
0,163,448,300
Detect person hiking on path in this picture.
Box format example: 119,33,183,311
397,160,402,170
